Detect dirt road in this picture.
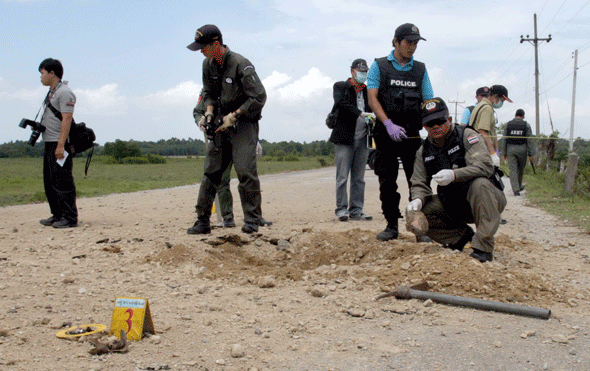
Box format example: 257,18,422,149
1,166,589,370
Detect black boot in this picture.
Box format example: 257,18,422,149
443,226,474,251
187,218,211,234
470,248,493,262
377,222,398,241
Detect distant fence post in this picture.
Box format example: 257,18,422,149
564,152,579,195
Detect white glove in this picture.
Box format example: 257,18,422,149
217,112,237,132
432,169,455,186
491,153,501,167
406,199,423,215
197,116,206,132
256,141,263,159
360,112,372,119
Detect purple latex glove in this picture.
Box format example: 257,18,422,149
383,119,407,142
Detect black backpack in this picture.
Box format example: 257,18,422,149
46,101,96,175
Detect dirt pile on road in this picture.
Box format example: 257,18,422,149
143,228,573,309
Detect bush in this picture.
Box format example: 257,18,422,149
283,154,300,162
147,154,167,164
96,156,118,164
119,156,150,164
317,156,333,167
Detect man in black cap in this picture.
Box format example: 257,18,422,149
187,24,268,235
366,23,434,241
500,109,535,196
460,86,489,125
407,98,507,262
329,58,374,222
469,84,512,167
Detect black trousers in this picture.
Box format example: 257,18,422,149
373,135,421,226
195,122,262,224
43,142,78,222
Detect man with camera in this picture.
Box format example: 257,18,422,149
187,24,267,235
34,58,78,228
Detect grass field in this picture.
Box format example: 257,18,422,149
517,167,590,233
0,156,330,207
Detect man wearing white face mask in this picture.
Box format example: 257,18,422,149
469,84,512,167
408,98,506,262
329,58,373,221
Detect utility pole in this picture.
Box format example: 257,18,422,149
448,93,464,124
520,13,552,136
569,49,578,152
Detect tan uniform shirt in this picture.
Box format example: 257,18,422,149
410,127,494,203
468,98,498,150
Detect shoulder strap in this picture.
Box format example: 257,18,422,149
45,100,76,125
45,100,63,121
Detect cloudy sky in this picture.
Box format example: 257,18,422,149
1,0,589,145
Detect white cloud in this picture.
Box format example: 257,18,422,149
74,83,127,115
2,86,46,102
270,68,334,106
137,80,201,110
262,71,292,90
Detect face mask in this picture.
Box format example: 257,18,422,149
355,72,367,84
493,100,504,109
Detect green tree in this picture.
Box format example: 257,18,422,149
103,140,142,160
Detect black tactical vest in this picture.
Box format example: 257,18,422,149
505,119,527,145
422,125,471,215
375,57,425,135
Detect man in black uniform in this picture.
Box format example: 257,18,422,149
500,109,535,196
367,23,434,241
407,98,507,262
186,24,267,235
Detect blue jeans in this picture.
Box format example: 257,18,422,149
334,138,369,216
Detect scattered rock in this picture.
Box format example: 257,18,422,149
258,276,276,288
276,239,291,251
230,344,245,358
551,334,569,344
310,288,326,298
346,309,365,318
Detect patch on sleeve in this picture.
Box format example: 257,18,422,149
467,135,479,144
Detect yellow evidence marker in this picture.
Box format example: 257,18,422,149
109,296,155,341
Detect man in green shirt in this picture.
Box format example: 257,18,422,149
187,24,267,235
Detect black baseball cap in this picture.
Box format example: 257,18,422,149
187,24,222,51
421,98,449,125
476,86,490,96
351,58,369,72
489,85,513,103
394,23,426,42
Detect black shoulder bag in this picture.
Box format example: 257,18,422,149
45,101,96,176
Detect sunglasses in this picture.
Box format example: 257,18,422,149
423,118,448,128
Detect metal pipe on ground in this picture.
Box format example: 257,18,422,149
376,286,551,320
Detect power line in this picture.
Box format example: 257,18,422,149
554,0,590,35
540,0,568,35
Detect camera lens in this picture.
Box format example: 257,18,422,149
28,130,41,146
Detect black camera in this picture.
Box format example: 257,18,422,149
19,118,46,146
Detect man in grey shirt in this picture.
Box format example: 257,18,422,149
37,58,78,228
